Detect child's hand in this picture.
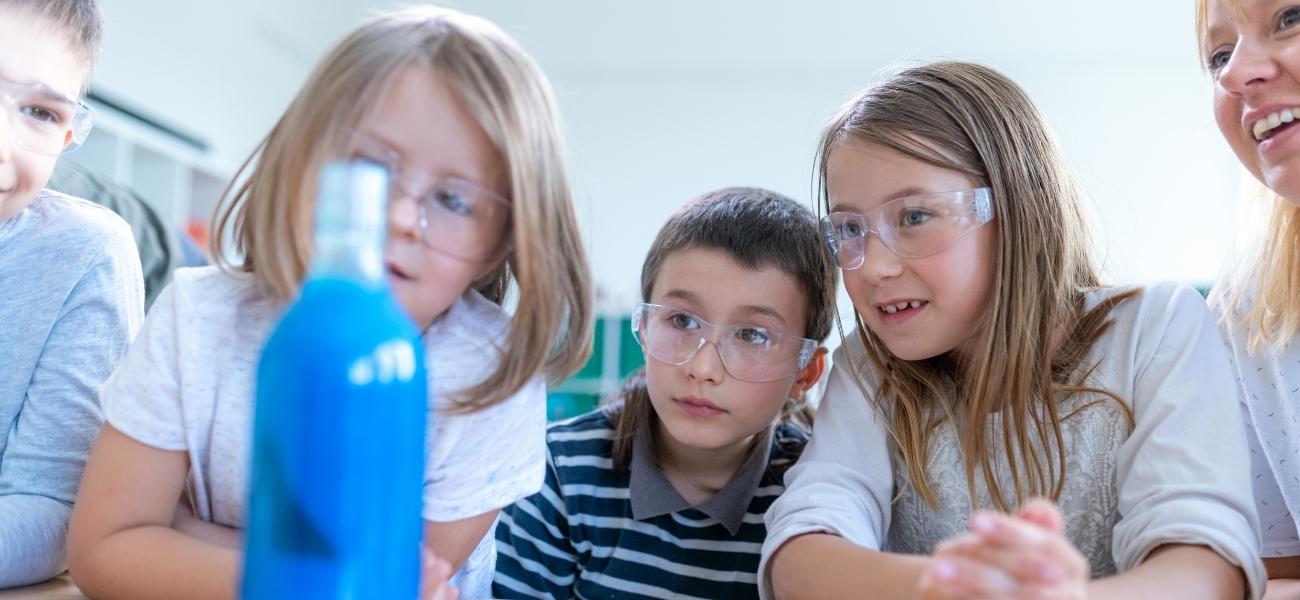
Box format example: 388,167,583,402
420,544,460,600
921,498,1089,600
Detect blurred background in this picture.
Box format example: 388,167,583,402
70,1,1244,414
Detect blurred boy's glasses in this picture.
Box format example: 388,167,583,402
349,133,511,261
821,187,994,270
0,73,94,156
631,303,817,383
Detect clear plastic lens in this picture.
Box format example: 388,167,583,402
631,303,816,383
0,75,93,156
349,133,511,260
821,188,994,270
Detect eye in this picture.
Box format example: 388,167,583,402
1279,5,1300,30
666,312,700,331
430,185,473,216
735,326,772,347
20,105,61,126
899,208,933,228
837,217,865,239
1206,48,1233,74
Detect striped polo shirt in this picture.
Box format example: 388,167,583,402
493,409,807,599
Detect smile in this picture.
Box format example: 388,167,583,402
1252,107,1300,142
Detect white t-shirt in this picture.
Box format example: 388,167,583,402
1217,288,1300,559
759,282,1265,599
102,266,546,598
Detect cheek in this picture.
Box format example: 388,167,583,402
1213,91,1259,171
841,271,879,321
929,233,996,317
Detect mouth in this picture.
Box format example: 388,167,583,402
874,298,928,316
386,262,413,282
1252,107,1300,143
673,396,727,417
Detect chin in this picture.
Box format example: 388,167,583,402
659,419,734,451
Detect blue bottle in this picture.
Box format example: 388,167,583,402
242,160,428,599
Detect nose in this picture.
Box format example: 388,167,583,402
681,338,726,384
858,233,903,283
1218,38,1279,98
387,185,422,243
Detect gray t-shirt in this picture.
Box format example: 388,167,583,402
0,190,144,587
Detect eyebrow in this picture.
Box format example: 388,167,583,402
662,289,703,306
735,304,790,327
661,290,791,327
830,185,932,214
0,70,76,105
31,86,76,106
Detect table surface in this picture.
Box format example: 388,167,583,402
0,575,85,600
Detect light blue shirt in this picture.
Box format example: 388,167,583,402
0,190,143,587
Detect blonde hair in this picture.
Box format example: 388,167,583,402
1195,0,1300,351
211,6,593,411
818,61,1136,510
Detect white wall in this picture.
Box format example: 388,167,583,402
93,1,1245,308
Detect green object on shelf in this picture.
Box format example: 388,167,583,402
572,318,605,380
547,392,599,421
618,316,644,377
547,313,645,421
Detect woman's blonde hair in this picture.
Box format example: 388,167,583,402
818,61,1137,511
1195,0,1300,351
211,6,593,411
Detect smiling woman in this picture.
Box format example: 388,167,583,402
1198,0,1300,597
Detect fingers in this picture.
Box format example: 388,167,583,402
920,555,1025,600
966,509,1089,583
1018,497,1064,534
935,533,1065,586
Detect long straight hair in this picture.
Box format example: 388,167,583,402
210,6,593,411
818,62,1136,510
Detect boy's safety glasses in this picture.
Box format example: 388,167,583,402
631,303,816,383
0,73,94,156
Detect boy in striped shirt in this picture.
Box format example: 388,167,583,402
494,187,837,599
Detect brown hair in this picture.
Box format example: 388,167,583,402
608,187,838,471
2,0,102,78
819,61,1137,510
210,6,593,411
1195,0,1300,352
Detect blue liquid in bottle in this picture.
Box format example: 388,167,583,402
242,160,428,599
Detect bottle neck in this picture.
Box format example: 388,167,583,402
308,161,390,288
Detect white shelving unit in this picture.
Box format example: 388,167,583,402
63,95,234,247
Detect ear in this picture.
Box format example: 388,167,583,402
789,347,828,400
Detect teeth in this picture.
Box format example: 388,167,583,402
881,301,925,314
1253,108,1300,141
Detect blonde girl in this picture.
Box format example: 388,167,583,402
67,7,591,599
